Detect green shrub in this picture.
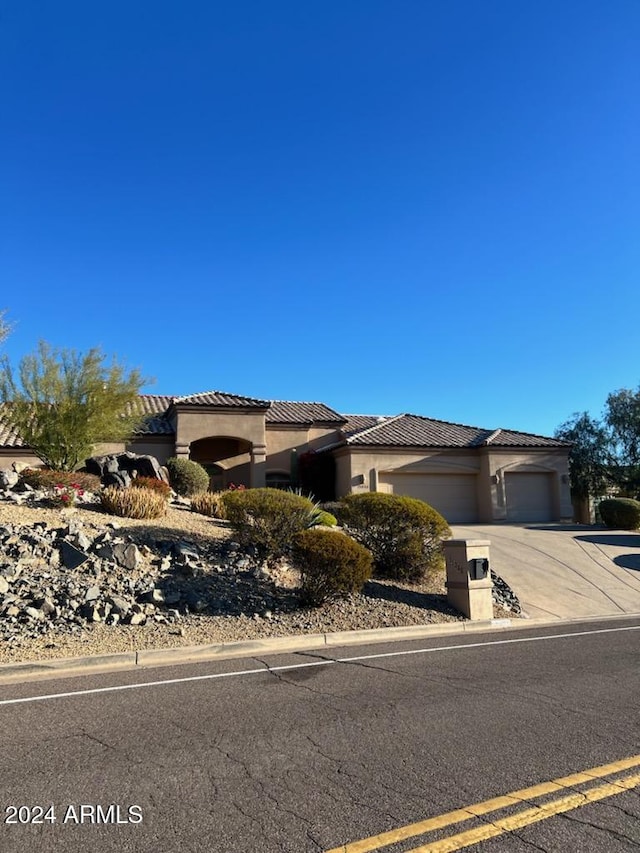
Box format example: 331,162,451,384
599,498,640,530
220,487,315,562
130,476,171,499
100,485,167,519
166,457,210,497
339,492,451,581
191,491,225,518
293,529,373,606
311,510,337,527
20,468,101,492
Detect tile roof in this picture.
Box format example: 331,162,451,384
0,406,24,447
345,413,569,449
479,427,571,448
0,393,570,449
172,390,270,408
341,414,389,439
266,400,346,425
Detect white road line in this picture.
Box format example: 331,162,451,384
1,624,639,707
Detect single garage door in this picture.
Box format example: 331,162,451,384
382,473,479,523
505,472,554,522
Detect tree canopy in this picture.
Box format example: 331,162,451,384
0,310,11,345
554,412,611,500
0,342,149,471
556,385,640,499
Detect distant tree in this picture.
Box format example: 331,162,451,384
0,310,12,345
554,412,611,500
0,342,148,471
605,387,640,496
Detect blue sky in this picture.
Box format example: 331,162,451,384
1,1,638,437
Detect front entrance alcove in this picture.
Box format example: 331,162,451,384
189,436,266,488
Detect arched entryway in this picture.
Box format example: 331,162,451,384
189,436,258,489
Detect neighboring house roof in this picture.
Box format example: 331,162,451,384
266,400,346,425
345,413,569,449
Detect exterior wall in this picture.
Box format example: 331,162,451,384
0,450,43,470
482,448,573,522
173,408,267,455
265,426,310,477
308,427,342,450
265,425,342,480
0,440,176,472
333,449,353,498
124,438,176,466
342,448,481,498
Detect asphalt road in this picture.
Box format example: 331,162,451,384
1,618,640,853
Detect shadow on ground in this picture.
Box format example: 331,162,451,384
575,533,640,572
363,580,462,618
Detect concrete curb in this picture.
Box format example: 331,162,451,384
1,612,639,683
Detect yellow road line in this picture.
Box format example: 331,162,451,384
406,771,640,853
324,754,640,853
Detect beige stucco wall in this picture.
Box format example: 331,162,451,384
264,425,341,477
173,408,267,452
342,448,481,496
0,439,177,472
334,450,353,498
0,450,43,470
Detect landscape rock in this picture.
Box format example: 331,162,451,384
85,452,169,486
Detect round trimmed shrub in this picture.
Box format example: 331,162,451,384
599,498,640,530
293,529,373,606
220,487,315,562
339,492,451,581
166,457,210,497
314,510,337,527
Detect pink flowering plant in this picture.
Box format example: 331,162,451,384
51,482,85,508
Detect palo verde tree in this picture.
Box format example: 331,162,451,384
0,342,149,471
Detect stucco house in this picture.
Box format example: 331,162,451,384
0,390,573,524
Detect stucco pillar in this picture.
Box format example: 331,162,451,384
250,443,267,488
175,443,190,459
444,539,493,621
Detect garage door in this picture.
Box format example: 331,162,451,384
381,473,479,523
505,472,554,522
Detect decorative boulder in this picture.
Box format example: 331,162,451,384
85,452,169,486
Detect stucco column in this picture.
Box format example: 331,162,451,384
444,539,493,621
250,443,267,488
175,443,190,459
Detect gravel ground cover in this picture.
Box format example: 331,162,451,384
0,499,518,664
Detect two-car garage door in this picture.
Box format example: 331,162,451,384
381,473,479,523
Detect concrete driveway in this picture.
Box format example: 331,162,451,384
450,523,640,621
